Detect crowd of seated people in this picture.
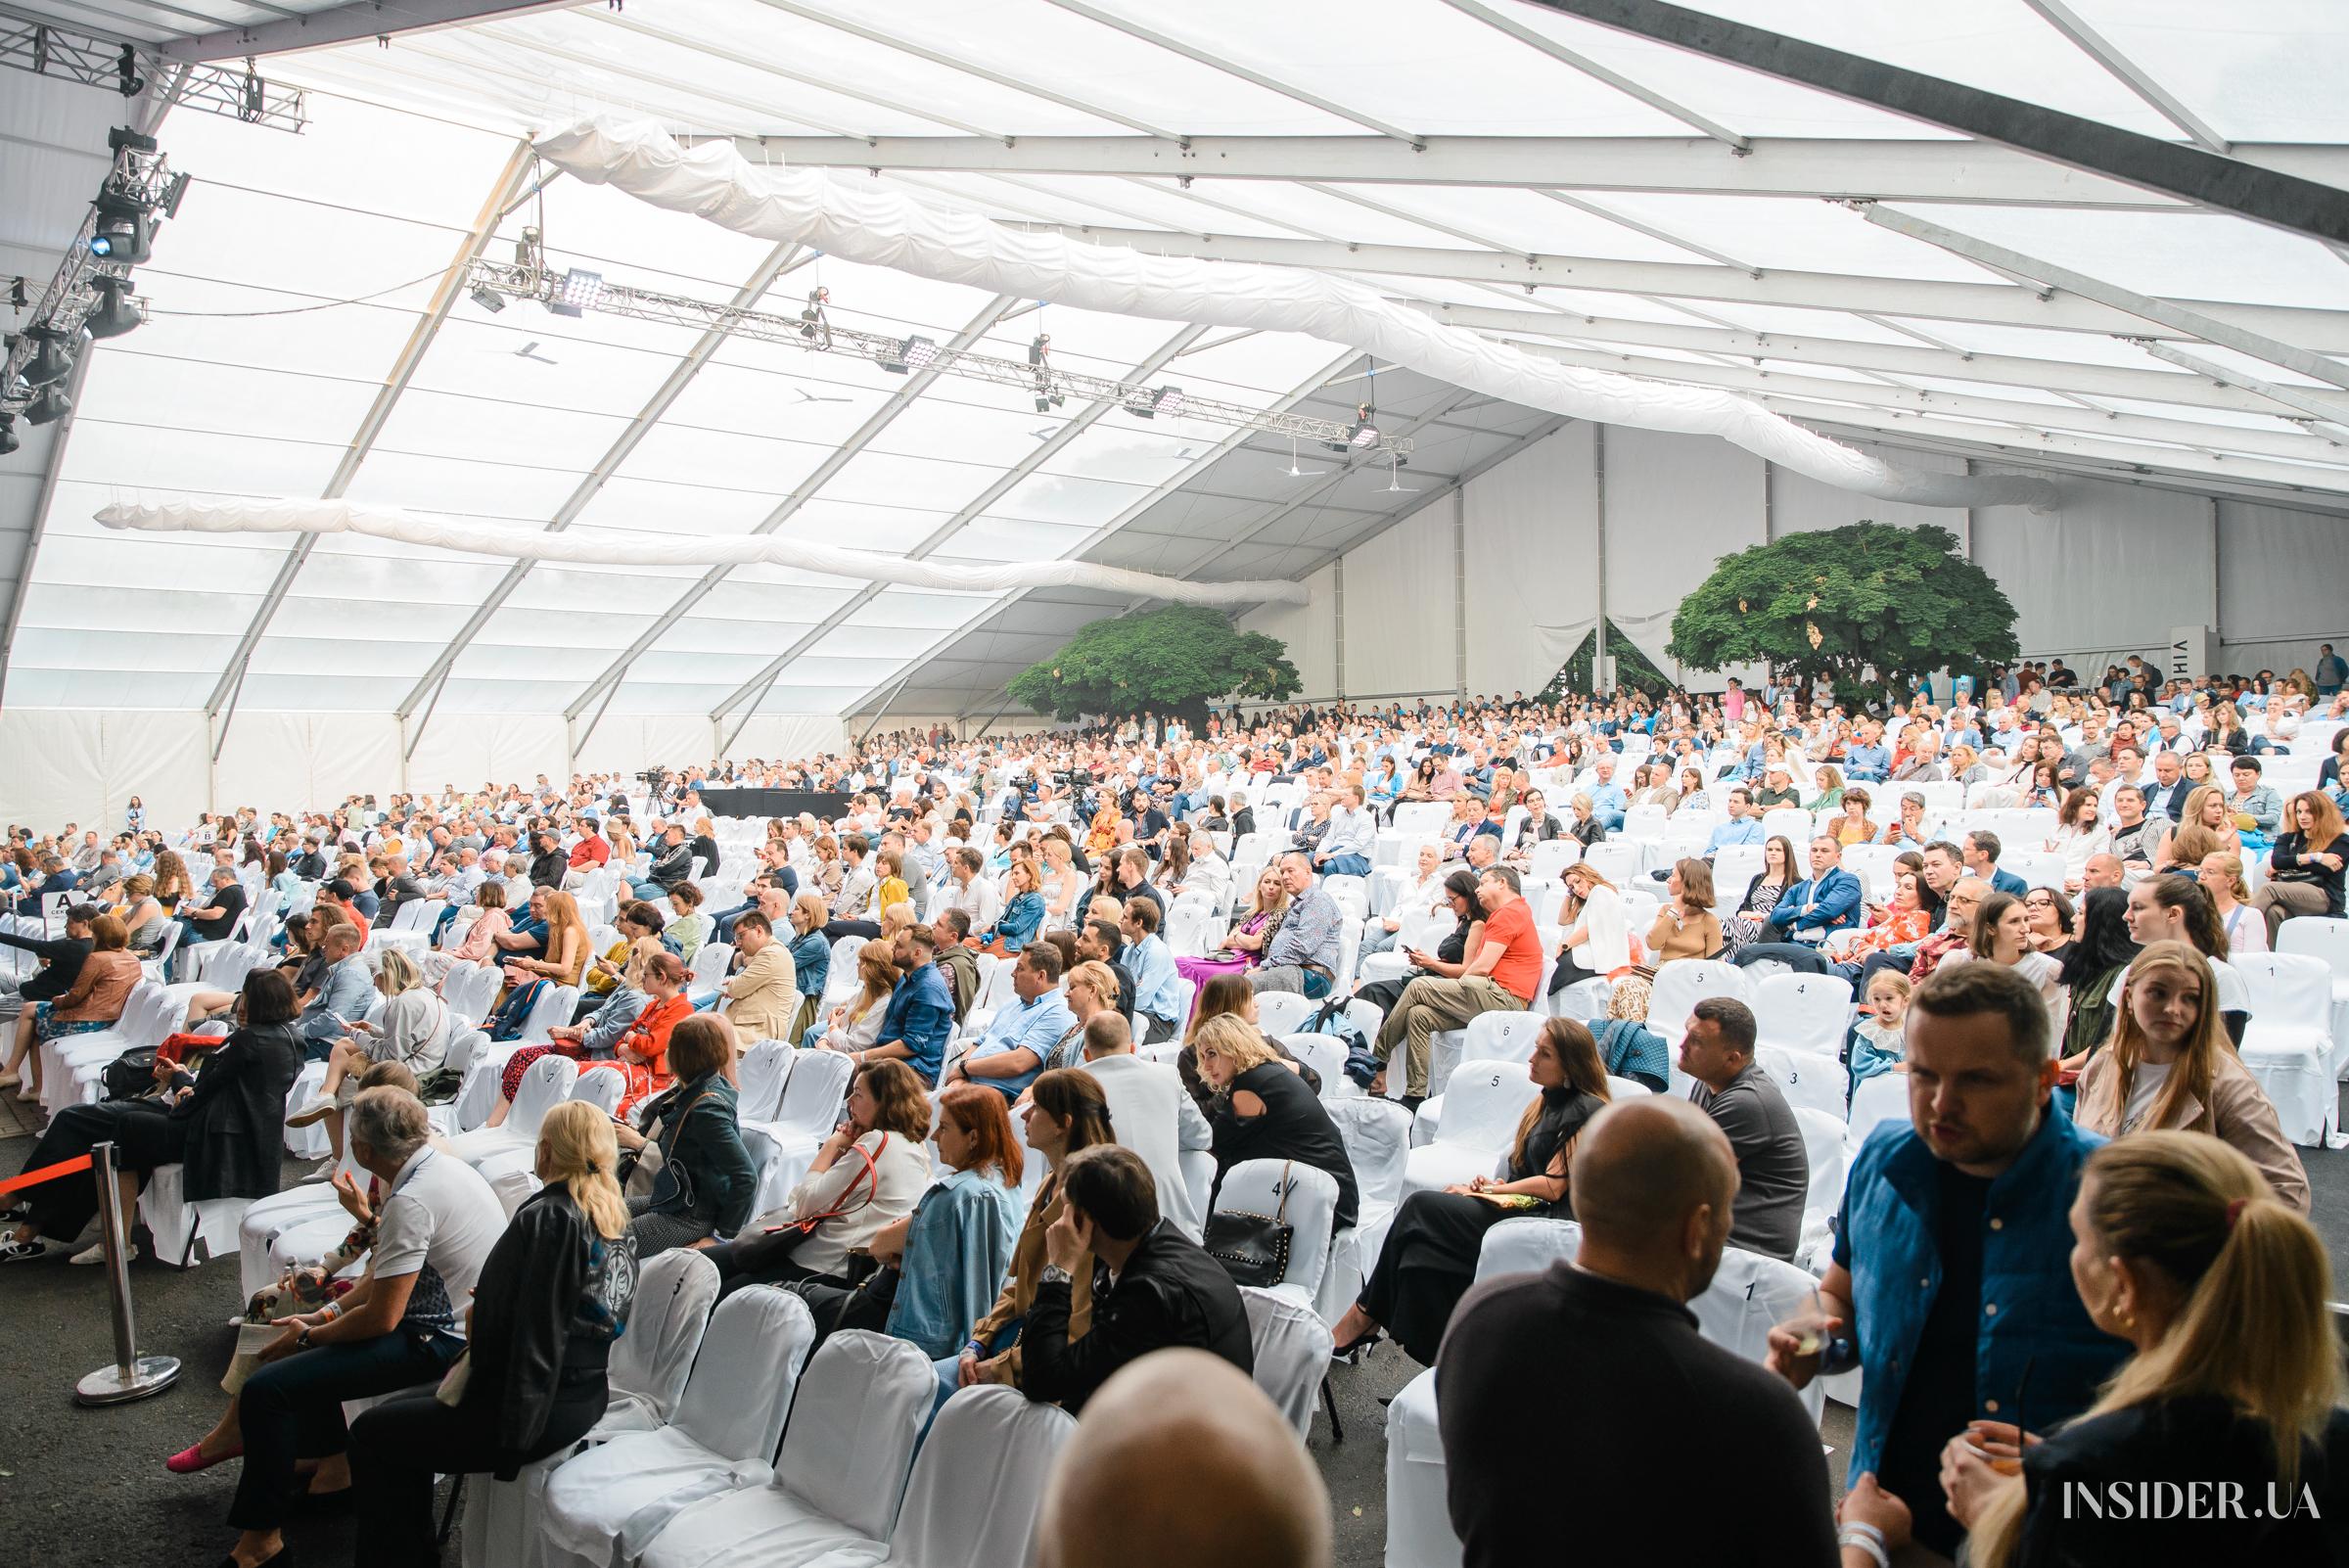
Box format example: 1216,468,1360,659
0,655,2343,1566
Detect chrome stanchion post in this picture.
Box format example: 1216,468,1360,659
73,1140,180,1406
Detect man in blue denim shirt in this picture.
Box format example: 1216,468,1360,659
852,925,955,1086
1766,962,2124,1557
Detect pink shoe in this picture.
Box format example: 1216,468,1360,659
165,1441,240,1474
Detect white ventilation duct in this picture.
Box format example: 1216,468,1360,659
93,498,1311,605
535,117,2061,512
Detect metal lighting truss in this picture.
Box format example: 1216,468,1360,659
0,14,306,132
0,130,178,417
464,256,1416,458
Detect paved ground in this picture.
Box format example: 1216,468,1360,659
4,1099,2345,1568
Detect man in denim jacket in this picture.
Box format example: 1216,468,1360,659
1766,963,2126,1557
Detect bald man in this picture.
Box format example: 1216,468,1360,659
1035,1349,1329,1568
1435,1097,1849,1567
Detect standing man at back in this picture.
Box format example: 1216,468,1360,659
1766,962,2126,1558
1438,1097,1895,1566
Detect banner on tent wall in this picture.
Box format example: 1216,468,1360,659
2169,625,2216,682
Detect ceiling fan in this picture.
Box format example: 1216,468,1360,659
1275,436,1327,479
786,387,851,404
510,341,558,365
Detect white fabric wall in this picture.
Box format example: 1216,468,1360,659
572,715,719,778
1239,563,1337,700
1463,422,1599,693
1262,425,2348,699
1600,427,1767,670
1972,476,2217,668
404,712,572,795
213,713,404,814
731,715,849,763
1342,504,1454,699
0,711,210,833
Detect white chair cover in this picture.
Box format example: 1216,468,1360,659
1474,1216,1582,1280
237,1145,363,1296
1650,959,1751,1095
1403,1060,1536,1198
1277,1031,1352,1096
542,1286,816,1568
569,1063,626,1118
1385,1372,1460,1568
1845,1071,1911,1153
735,1038,793,1123
1689,1245,1829,1422
1254,991,1317,1037
1424,1008,1545,1101
888,1385,1078,1568
2232,951,2339,1146
2275,917,2349,1080
137,1162,249,1268
444,1053,578,1168
639,1330,936,1568
443,962,500,1029
1213,1158,1339,1304
1240,1283,1335,1439
476,1147,542,1218
1751,972,1853,1057
1756,1043,1849,1122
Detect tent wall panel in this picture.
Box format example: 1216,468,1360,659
1462,422,1599,695
1239,563,1337,702
1600,427,1768,671
1972,477,2214,669
572,715,718,778
404,712,572,795
1343,505,1454,700
2216,502,2349,652
213,714,402,813
0,711,209,832
729,715,849,765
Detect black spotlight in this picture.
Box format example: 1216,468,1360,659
87,191,154,264
23,382,71,426
0,413,18,457
84,275,144,340
23,327,75,387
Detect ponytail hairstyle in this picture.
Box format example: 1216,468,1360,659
2139,873,2229,961
1971,1130,2338,1567
534,1099,629,1240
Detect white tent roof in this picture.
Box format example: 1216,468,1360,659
4,0,2346,724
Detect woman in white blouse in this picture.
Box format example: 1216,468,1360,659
1546,861,1629,993
2043,786,2110,893
1360,840,1451,961
286,947,451,1162
1038,832,1083,931
706,1057,936,1297
2196,850,2268,955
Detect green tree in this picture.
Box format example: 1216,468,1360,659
1665,523,2017,705
1007,605,1300,723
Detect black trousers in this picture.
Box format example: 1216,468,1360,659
347,1374,608,1568
702,1227,854,1301
229,1328,463,1531
16,1099,184,1240
1359,1188,1519,1365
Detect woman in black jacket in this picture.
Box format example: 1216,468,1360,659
616,1015,757,1254
347,1100,640,1567
2,967,303,1263
1192,1013,1359,1233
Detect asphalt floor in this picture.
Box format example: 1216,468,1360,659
3,1093,2344,1568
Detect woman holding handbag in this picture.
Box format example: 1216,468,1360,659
1327,1017,1611,1364
617,1016,757,1256
704,1058,933,1298
1193,1014,1358,1232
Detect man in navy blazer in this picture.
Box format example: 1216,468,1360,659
1962,831,2030,899
1731,839,1863,974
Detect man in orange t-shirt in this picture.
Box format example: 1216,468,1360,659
1368,865,1543,1109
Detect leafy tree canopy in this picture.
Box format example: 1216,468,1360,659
1665,522,2018,702
1007,605,1301,722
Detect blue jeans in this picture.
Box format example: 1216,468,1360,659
230,1326,463,1530
1318,853,1370,878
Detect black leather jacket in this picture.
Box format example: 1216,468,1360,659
464,1185,638,1472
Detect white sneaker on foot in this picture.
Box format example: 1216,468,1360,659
284,1098,338,1130
69,1239,137,1265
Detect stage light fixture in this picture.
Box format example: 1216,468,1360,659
881,334,938,374
469,285,506,313
83,276,144,340
87,192,154,264
1150,385,1184,419
0,414,17,457
23,327,75,387
548,267,605,317
23,382,71,426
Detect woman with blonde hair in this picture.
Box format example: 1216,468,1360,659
809,942,898,1053
784,891,832,1043
2194,850,2266,955
1944,1131,2344,1566
2073,941,2307,1211
1194,1011,1358,1228
1176,863,1289,989
485,889,590,1041
348,1098,640,1564
113,871,167,953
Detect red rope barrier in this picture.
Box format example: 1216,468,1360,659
0,1153,94,1197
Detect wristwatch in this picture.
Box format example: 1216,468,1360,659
295,1325,315,1350
1038,1264,1073,1286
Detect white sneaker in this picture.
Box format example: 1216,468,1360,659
299,1157,340,1183
284,1098,338,1130
69,1240,138,1265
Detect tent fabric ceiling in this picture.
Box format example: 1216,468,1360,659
2,0,2346,722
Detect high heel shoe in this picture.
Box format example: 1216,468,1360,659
213,1545,293,1568
1331,1323,1382,1362
166,1441,241,1474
